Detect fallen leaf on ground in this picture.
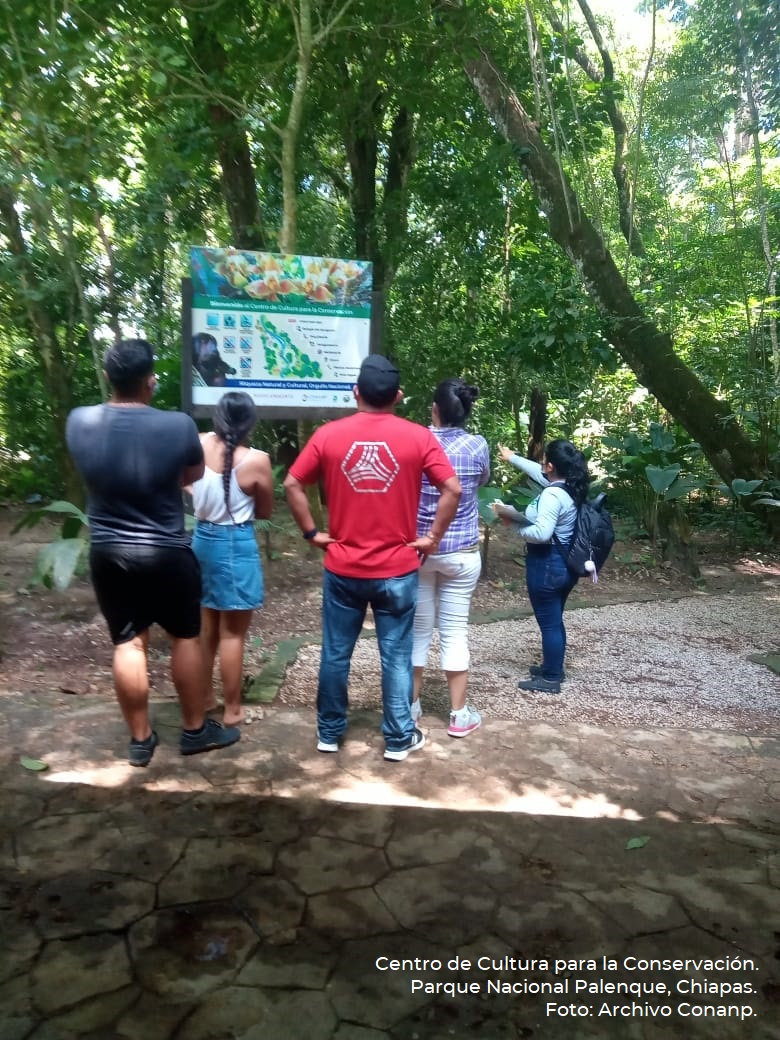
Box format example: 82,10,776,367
20,756,49,772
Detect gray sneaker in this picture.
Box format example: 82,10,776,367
384,727,426,762
128,731,158,767
180,718,241,756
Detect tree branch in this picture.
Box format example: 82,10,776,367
546,0,647,259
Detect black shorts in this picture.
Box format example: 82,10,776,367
90,543,202,645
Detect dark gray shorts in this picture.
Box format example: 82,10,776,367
89,543,201,644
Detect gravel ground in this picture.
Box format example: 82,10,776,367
276,588,780,736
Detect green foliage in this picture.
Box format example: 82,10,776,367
601,423,705,539
477,485,502,527
0,0,778,522
713,475,780,546
11,500,88,590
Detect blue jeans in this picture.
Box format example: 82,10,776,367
525,545,578,682
318,568,419,751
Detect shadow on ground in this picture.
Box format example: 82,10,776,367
1,694,779,1040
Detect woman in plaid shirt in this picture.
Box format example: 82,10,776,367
412,378,490,737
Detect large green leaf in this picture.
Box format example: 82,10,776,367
39,501,88,522
730,479,763,497
649,423,675,453
477,485,502,525
32,538,87,591
663,476,702,501
645,464,681,494
11,500,88,535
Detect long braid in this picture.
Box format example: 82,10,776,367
212,392,258,520
222,431,237,519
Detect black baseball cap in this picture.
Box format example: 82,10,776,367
356,355,400,406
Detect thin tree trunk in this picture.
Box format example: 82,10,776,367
280,0,314,256
527,389,547,462
545,0,648,260
444,33,762,484
735,6,778,379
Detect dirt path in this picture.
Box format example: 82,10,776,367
1,505,778,734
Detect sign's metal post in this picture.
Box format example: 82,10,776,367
181,277,194,415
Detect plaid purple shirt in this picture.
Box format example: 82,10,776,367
417,426,490,553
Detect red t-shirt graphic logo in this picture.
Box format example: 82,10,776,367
341,441,400,492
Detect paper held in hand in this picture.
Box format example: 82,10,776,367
491,500,531,526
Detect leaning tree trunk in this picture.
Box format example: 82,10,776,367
437,20,763,487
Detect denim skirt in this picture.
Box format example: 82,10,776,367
192,520,263,611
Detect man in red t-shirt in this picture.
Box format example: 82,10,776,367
284,355,461,760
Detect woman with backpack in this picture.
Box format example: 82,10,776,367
494,440,590,694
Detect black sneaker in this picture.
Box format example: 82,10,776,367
180,718,241,756
128,731,159,767
518,677,561,695
530,664,566,681
384,727,426,761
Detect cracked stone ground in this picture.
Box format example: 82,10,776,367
1,685,778,1039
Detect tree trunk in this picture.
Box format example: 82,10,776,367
0,185,82,502
340,54,416,355
657,501,700,578
527,388,547,462
187,18,266,250
438,23,765,486
383,106,415,290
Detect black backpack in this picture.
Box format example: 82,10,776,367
551,486,615,580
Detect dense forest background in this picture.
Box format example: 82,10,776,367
0,0,778,548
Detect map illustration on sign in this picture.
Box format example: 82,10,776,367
257,316,323,380
189,246,372,410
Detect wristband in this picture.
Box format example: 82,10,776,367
302,527,319,541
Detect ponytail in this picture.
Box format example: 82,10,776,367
545,439,590,506
433,377,480,428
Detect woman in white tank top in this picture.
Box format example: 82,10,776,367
189,392,274,725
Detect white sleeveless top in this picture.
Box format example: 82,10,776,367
192,449,258,525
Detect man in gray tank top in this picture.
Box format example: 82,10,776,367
66,339,241,766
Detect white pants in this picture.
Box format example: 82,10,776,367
412,551,482,672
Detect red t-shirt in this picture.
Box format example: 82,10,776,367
289,411,456,578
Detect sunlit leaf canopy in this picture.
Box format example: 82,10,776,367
0,0,777,503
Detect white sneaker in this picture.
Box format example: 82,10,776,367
447,705,482,738
411,698,422,722
384,728,426,761
317,737,339,753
